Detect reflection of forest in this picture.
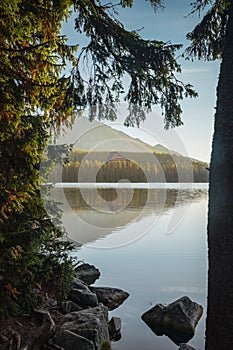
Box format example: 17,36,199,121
62,188,208,212
48,188,208,246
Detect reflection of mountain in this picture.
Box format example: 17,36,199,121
49,187,207,246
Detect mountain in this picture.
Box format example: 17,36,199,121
53,116,209,182
56,116,172,154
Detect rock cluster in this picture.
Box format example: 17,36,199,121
0,263,129,350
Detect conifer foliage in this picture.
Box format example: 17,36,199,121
0,0,77,317
0,0,197,317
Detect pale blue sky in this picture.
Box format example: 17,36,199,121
62,1,220,162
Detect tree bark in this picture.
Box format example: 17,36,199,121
206,1,233,349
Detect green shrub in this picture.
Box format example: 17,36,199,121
101,340,112,350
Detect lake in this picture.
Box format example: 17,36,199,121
45,183,208,349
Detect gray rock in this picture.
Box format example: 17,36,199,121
53,329,95,350
179,344,196,350
109,317,121,341
73,278,90,290
60,301,83,314
90,286,129,310
75,263,100,285
69,288,98,308
59,305,109,350
141,296,203,344
68,279,98,308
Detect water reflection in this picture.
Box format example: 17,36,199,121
49,186,207,248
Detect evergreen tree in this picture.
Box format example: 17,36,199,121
0,0,77,317
0,0,199,318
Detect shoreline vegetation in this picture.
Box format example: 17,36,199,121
49,150,209,184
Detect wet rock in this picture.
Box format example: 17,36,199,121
68,279,98,308
141,296,203,344
75,263,100,285
60,301,83,314
90,286,129,310
179,343,196,350
108,317,121,341
58,305,109,350
53,329,95,350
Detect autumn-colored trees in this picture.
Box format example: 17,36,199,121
0,0,77,317
58,150,209,183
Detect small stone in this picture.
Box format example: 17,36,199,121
108,317,121,341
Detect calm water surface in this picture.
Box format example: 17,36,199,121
48,183,208,350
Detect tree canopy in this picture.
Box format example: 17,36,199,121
0,0,77,317
0,0,200,318
71,0,197,127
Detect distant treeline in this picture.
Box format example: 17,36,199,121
50,150,209,183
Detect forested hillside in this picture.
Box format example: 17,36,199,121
50,150,209,183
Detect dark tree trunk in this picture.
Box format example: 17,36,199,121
206,1,233,349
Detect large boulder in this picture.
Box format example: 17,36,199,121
90,286,129,310
57,305,110,350
141,296,203,344
75,263,100,285
68,279,98,308
53,329,95,350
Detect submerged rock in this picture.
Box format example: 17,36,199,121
90,286,129,310
75,263,100,285
141,296,203,344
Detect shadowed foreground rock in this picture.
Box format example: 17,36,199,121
53,329,95,350
0,309,55,350
53,305,110,350
141,296,203,344
0,264,127,350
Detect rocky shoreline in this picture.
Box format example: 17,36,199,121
0,263,203,350
0,263,129,350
